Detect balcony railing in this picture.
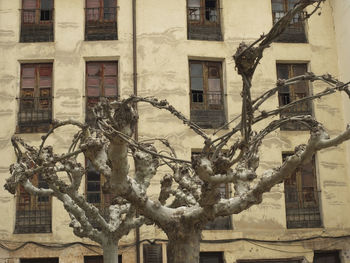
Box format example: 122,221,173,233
85,7,117,41
17,97,52,133
20,9,54,42
187,7,222,41
190,91,225,129
272,10,307,43
285,189,322,228
279,94,312,130
14,195,51,234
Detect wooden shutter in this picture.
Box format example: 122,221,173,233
143,244,163,263
313,251,340,263
84,256,103,263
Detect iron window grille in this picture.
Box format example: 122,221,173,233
271,0,307,43
143,244,163,263
189,60,226,129
20,0,54,42
283,154,322,229
18,63,53,133
187,0,222,41
14,175,52,234
85,0,118,41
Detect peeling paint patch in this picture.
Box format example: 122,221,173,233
56,89,81,98
57,22,80,29
0,109,13,116
0,196,12,203
0,166,9,173
0,30,15,37
320,161,344,169
55,112,81,120
323,180,347,187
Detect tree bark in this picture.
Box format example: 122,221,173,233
102,240,119,263
166,227,201,263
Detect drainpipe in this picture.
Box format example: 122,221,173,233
132,0,140,263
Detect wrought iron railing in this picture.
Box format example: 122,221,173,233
85,7,117,41
17,97,52,133
272,10,307,43
20,9,54,42
285,189,322,228
190,91,225,129
187,7,222,40
14,194,52,234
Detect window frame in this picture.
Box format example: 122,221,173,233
14,174,52,234
18,63,53,133
282,153,322,229
85,61,118,124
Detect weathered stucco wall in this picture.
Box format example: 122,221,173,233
0,0,349,262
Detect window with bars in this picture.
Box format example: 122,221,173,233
191,152,232,230
14,174,52,234
271,0,307,43
189,61,225,129
200,252,224,263
20,258,59,263
85,0,118,40
143,244,163,263
18,63,53,133
283,154,321,229
187,0,222,41
84,255,122,263
20,0,54,42
86,61,118,125
313,251,340,263
276,63,311,130
86,160,114,225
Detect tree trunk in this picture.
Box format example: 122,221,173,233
166,227,201,263
102,240,119,263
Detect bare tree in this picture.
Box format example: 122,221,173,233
5,1,350,263
5,126,143,263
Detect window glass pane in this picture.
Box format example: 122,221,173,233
188,0,200,7
277,64,289,79
23,0,36,9
191,77,203,91
190,63,203,77
208,79,220,92
104,0,115,7
288,0,298,10
86,0,100,8
205,0,217,8
271,0,284,11
41,0,53,10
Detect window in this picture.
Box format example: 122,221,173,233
191,152,232,229
20,0,54,42
187,0,222,41
271,0,307,43
313,251,340,263
86,61,118,125
204,183,232,230
14,175,52,234
143,244,162,263
86,160,114,224
276,63,311,130
18,63,53,133
283,154,321,229
85,0,117,41
189,61,225,129
21,258,59,263
84,255,122,263
200,252,224,263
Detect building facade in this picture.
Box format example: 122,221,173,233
0,0,350,262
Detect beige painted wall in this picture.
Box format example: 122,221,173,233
0,0,350,262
